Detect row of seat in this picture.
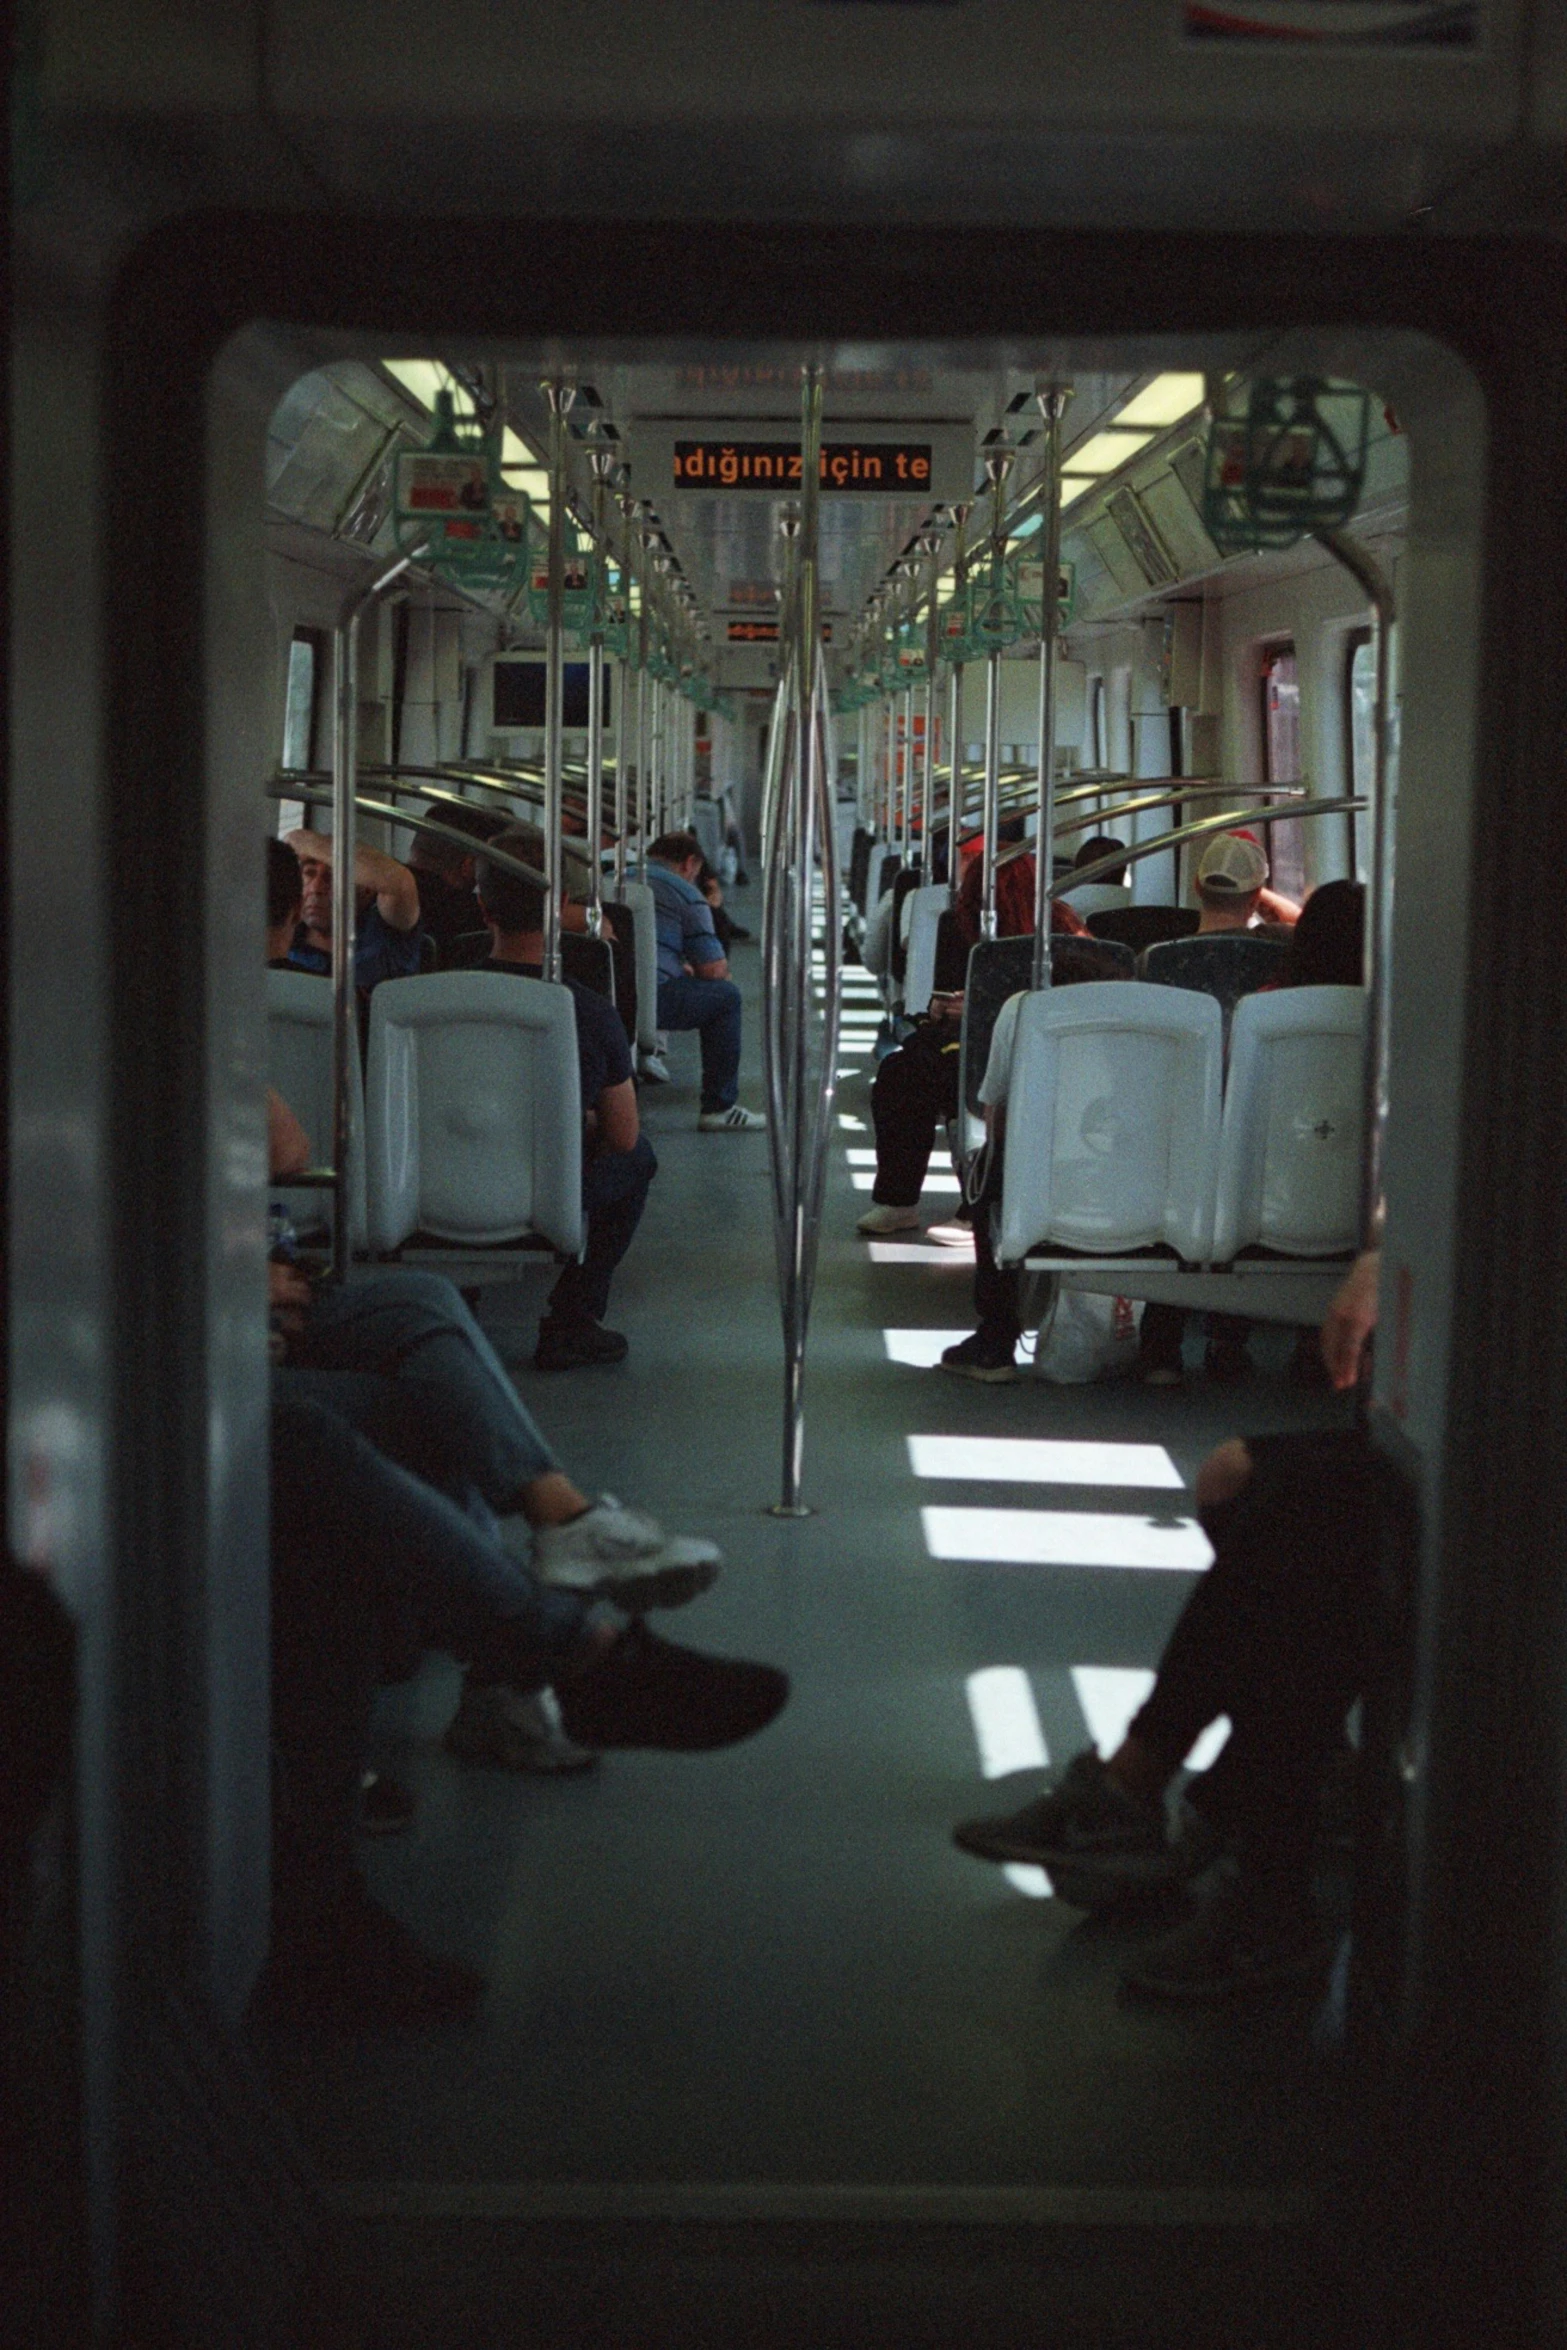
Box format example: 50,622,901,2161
269,968,585,1260
998,980,1366,1269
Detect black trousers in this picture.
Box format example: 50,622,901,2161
1130,1427,1412,1889
869,1025,961,1205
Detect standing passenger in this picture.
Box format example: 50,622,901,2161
644,830,766,1131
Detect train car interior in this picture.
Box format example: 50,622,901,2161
11,9,1567,2349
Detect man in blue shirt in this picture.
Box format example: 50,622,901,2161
285,825,425,990
477,827,658,1372
644,830,765,1132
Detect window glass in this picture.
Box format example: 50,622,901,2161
1260,642,1306,904
1347,631,1376,878
282,635,316,770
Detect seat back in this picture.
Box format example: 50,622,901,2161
619,882,662,1053
266,968,367,1250
364,973,583,1254
902,884,953,1016
888,867,929,986
1140,932,1290,1018
561,932,615,1003
1087,905,1199,954
998,981,1223,1264
959,936,1136,1118
1211,986,1366,1261
1061,882,1132,919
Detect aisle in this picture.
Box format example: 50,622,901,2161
258,918,1345,2203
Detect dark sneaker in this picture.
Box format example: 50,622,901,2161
534,1318,630,1372
358,1768,417,1835
1120,1874,1335,2004
555,1620,789,1752
953,1749,1172,1888
939,1330,1020,1384
1203,1338,1253,1386
257,1885,485,2029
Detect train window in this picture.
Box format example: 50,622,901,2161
281,631,319,771
1090,675,1107,770
278,628,322,834
1260,641,1306,902
1345,627,1376,877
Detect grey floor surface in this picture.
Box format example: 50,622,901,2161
258,929,1350,2200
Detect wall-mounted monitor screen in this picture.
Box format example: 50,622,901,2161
493,658,611,731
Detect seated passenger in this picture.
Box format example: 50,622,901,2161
284,824,424,989
951,817,1088,954
265,1383,790,2025
953,1251,1403,2003
697,856,750,946
644,829,766,1131
1060,833,1131,916
266,835,305,966
1192,830,1301,935
475,825,658,1372
406,799,509,962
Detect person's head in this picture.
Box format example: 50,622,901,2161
266,836,303,956
997,811,1027,848
1194,831,1268,927
1285,879,1365,987
295,843,333,937
1074,834,1128,885
407,800,508,885
649,829,704,881
475,824,548,937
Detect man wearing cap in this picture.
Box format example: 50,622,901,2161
1193,830,1299,930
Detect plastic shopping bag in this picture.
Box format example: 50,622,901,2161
1033,1288,1142,1385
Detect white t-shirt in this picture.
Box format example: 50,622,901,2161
978,990,1026,1109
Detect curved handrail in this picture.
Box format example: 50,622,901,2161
268,782,552,894
1043,796,1366,896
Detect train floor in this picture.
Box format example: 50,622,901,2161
255,921,1353,2311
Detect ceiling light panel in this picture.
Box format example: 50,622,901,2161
1113,375,1207,432
1063,429,1158,477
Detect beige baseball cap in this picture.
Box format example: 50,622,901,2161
1195,831,1268,894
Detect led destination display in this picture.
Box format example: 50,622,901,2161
676,441,933,492
726,620,833,643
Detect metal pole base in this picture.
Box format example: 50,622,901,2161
766,1502,816,1519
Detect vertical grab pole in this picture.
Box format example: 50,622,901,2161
979,448,1014,941
1314,526,1397,1254
1031,387,1071,989
585,445,616,939
762,368,838,1516
541,377,575,984
328,546,422,1284
947,501,971,893
918,519,945,886
614,489,637,894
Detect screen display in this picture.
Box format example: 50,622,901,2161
492,660,611,731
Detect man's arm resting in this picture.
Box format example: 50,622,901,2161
1322,1249,1380,1390
596,1077,640,1154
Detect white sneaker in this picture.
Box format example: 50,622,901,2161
533,1493,723,1611
698,1105,766,1132
638,1052,672,1084
856,1203,922,1236
444,1682,600,1774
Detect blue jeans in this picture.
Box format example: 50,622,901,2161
547,1135,658,1328
271,1382,594,1679
657,974,743,1111
287,1268,558,1506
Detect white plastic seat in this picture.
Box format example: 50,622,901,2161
266,968,367,1251
997,981,1223,1265
1061,881,1133,918
1211,986,1366,1261
364,972,583,1255
619,881,663,1055
901,884,952,1016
